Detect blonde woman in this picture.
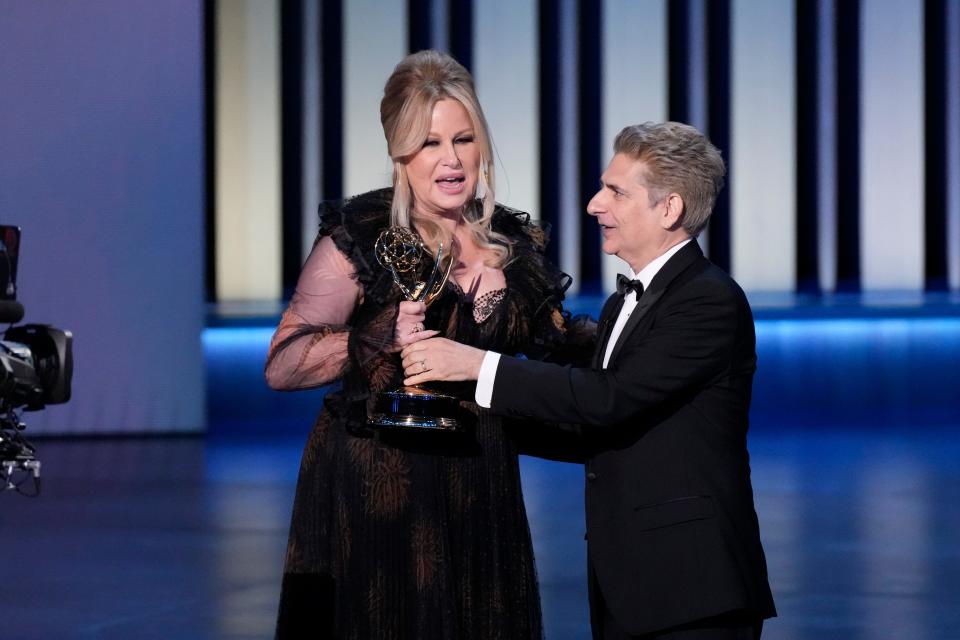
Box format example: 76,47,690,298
265,50,579,639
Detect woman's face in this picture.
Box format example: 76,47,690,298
405,99,481,218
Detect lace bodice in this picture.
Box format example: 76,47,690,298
449,281,508,323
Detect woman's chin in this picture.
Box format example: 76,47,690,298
423,192,475,216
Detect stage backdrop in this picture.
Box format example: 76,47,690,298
211,0,959,299
0,1,205,434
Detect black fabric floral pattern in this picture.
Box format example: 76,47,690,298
271,189,583,639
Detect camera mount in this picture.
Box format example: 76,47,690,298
0,224,72,497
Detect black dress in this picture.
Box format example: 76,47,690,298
267,189,575,639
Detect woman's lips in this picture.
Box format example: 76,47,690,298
435,176,466,194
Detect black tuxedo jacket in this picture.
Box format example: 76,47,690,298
492,241,776,635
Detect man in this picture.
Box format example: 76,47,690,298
402,122,775,639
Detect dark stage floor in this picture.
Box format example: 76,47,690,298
3,426,959,639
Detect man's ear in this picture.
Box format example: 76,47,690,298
661,193,685,230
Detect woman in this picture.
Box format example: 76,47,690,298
266,50,573,639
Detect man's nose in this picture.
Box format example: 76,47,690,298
586,190,603,216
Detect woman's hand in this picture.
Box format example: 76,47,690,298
390,300,439,352
401,338,485,385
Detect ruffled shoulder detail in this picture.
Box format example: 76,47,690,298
316,188,398,305
491,204,550,252
492,205,572,358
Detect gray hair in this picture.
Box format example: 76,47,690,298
613,121,726,237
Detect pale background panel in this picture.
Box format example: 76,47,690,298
431,1,449,52
215,0,282,300
685,0,709,133
948,0,960,290
301,0,321,259
688,0,710,256
474,0,538,221
731,0,796,291
0,0,206,433
817,0,838,291
558,0,581,290
601,0,668,292
860,0,924,290
344,0,406,196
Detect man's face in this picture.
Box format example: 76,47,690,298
587,153,669,272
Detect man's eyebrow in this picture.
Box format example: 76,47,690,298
601,178,627,193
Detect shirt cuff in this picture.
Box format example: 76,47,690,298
474,351,501,409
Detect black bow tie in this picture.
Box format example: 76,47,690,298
616,274,644,298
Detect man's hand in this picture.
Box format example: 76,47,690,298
390,301,439,352
401,338,486,385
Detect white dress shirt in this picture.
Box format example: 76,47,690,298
475,239,693,408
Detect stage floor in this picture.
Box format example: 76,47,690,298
3,426,959,639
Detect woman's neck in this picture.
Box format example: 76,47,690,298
413,206,462,236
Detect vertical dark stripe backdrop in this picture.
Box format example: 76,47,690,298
578,0,603,293
320,0,343,204
835,0,861,292
280,0,304,298
205,0,960,300
706,0,730,274
538,0,561,267
925,0,949,292
795,0,820,293
203,0,217,302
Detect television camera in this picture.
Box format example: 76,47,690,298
0,225,73,496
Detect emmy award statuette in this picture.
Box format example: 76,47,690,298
367,227,462,431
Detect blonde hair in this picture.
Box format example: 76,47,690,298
380,50,511,266
614,121,726,237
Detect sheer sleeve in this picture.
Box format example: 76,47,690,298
264,235,363,390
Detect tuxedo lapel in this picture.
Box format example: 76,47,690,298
592,293,624,369
606,240,706,367
606,288,663,366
